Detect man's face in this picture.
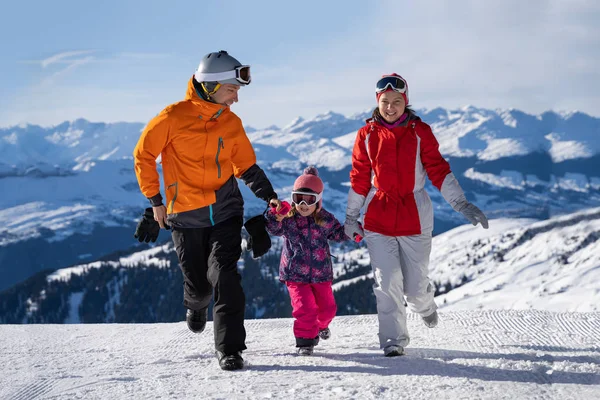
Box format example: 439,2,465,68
212,84,240,106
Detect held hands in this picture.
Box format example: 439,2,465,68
344,218,365,241
457,201,489,229
269,198,281,211
268,198,291,222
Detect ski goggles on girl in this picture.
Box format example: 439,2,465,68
375,75,407,94
291,191,322,206
194,65,251,85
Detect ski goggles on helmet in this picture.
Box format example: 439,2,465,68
291,191,322,206
194,65,251,85
375,75,407,94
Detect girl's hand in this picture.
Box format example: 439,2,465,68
269,198,282,211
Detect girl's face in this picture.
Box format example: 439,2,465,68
295,202,317,217
378,91,406,123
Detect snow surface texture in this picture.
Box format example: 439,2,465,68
0,312,599,399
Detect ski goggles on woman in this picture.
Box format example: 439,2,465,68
291,191,322,206
375,75,407,94
194,65,251,85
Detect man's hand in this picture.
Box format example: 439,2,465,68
153,205,169,229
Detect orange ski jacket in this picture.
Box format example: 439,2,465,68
133,77,276,227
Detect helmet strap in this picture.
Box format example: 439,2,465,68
201,82,221,98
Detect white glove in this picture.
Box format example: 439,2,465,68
457,201,489,229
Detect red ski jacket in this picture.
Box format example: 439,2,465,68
349,115,461,236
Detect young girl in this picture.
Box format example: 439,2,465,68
345,74,489,357
265,166,349,355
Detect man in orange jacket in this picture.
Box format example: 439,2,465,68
133,50,279,371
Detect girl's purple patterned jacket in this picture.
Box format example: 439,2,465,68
265,208,349,283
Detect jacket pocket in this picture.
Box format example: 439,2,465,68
167,181,178,214
364,190,396,233
215,137,224,178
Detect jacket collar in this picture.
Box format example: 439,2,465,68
184,77,229,120
367,110,420,129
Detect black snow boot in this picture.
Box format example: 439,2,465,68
384,345,404,357
318,327,331,340
215,351,244,371
297,346,314,356
186,308,208,333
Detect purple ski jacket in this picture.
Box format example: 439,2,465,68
265,208,349,283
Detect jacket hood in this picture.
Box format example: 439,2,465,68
184,76,229,119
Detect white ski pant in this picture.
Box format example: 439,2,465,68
365,230,437,349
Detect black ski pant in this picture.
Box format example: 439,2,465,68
171,216,246,354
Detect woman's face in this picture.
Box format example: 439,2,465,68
378,91,406,123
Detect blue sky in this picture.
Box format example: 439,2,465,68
1,0,599,129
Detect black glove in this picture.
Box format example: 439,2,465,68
134,208,160,243
243,215,271,258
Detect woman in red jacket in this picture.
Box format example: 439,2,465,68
344,74,489,357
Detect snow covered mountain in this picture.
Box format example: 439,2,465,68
332,207,600,313
432,208,600,312
1,312,599,399
1,207,597,325
0,106,599,292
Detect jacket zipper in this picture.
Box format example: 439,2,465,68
216,137,224,178
308,218,313,283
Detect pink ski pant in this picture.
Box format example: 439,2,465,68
285,281,337,339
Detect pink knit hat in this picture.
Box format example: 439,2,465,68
293,166,324,209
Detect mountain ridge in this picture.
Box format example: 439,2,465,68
0,106,599,291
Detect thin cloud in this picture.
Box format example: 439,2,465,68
40,50,97,68
43,56,96,85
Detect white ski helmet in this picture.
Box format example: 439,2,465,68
194,50,251,86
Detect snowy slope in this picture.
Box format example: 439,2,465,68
0,312,598,399
432,208,600,312
0,159,146,246
4,208,597,327
330,207,600,312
